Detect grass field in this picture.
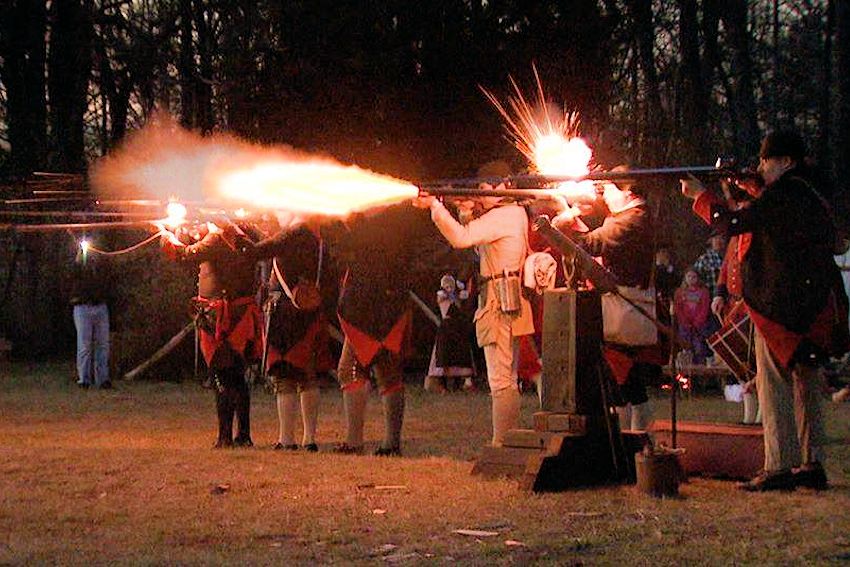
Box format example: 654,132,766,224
2,360,850,565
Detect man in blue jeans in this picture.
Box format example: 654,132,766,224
70,242,112,389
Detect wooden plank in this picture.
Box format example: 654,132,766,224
545,434,569,455
651,419,764,437
532,412,587,434
541,289,577,412
502,429,554,449
523,452,547,473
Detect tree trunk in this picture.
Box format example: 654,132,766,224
770,0,780,130
721,0,760,158
0,0,48,176
629,0,664,164
178,0,198,129
701,0,721,93
837,0,850,174
819,0,835,167
192,0,215,134
48,0,94,172
677,0,707,160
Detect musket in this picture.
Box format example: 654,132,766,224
417,159,758,195
418,186,562,200
531,215,618,293
0,210,155,218
532,214,682,345
0,220,158,233
260,291,282,386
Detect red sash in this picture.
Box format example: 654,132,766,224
197,296,263,367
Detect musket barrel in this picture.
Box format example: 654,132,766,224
418,186,558,199
418,164,727,190
0,220,156,233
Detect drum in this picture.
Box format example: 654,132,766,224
707,300,755,381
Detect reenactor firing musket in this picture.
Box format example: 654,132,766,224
417,157,760,200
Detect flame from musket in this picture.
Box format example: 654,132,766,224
481,66,596,202
163,201,188,228
90,113,418,218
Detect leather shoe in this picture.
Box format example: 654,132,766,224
793,464,828,490
737,470,795,492
374,445,401,457
332,443,364,455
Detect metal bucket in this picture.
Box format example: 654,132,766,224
635,450,682,498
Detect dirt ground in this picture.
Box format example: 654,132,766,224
1,361,850,565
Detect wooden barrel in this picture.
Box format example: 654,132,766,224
635,452,681,497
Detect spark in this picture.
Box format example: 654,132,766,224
480,65,593,178
164,201,188,228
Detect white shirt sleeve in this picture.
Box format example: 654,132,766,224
430,200,508,249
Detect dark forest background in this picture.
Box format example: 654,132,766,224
1,0,849,374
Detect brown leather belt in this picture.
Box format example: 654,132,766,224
480,270,520,283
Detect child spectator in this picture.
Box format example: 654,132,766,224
674,269,712,364
424,274,476,392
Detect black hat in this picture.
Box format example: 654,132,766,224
759,130,807,163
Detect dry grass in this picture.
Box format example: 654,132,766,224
1,361,850,565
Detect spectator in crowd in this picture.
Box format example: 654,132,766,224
70,236,113,390
425,274,476,393
673,269,711,365
654,247,680,325
693,234,726,300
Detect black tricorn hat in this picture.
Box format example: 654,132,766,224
759,130,807,163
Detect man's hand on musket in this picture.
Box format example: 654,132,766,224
551,205,583,231
532,214,552,232
412,195,436,209
730,175,763,198
680,174,706,200
155,222,185,248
